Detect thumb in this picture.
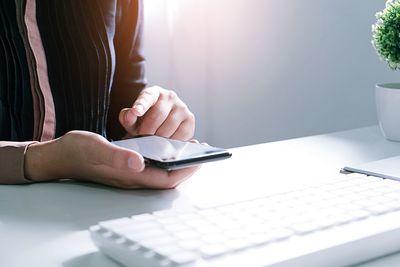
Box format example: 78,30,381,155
119,108,139,135
95,138,145,172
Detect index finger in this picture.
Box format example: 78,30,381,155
135,165,200,189
131,86,161,116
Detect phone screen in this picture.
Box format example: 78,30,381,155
112,136,231,168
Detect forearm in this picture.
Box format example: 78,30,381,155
0,141,37,184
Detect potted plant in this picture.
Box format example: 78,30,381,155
372,0,400,141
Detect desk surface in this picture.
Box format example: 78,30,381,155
2,125,400,267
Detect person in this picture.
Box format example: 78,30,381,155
0,0,199,188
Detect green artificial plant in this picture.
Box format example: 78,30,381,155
372,0,400,70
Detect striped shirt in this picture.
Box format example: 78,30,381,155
0,0,146,183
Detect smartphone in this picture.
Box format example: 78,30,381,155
112,135,232,170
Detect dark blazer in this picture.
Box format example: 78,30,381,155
0,0,146,183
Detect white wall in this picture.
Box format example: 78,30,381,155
143,0,399,148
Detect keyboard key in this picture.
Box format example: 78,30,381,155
270,228,293,240
313,216,342,229
223,229,248,239
89,225,102,232
169,251,199,264
387,193,400,201
131,214,155,222
247,233,275,246
114,221,160,235
178,239,204,250
185,219,211,229
163,223,191,233
178,213,202,221
175,230,200,240
226,237,255,250
346,209,370,220
198,208,220,217
202,233,227,244
154,245,185,257
157,217,180,225
200,244,230,258
329,213,356,225
125,229,166,242
141,235,176,249
217,205,241,214
194,224,220,234
153,209,182,217
366,204,394,215
291,222,318,235
99,218,131,230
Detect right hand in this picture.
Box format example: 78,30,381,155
24,131,199,189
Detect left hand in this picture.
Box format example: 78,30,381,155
25,130,199,189
119,86,195,141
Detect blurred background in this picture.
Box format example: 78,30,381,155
143,0,398,148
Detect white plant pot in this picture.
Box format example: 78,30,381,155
376,83,400,141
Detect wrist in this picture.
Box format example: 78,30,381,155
24,140,58,182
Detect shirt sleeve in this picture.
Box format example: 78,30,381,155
0,141,37,184
107,0,147,140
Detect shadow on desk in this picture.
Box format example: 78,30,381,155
0,180,181,229
63,252,119,267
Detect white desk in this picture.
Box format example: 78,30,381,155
2,125,400,267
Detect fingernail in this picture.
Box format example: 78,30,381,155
133,104,144,115
125,110,134,124
128,157,137,170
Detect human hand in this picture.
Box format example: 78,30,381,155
24,131,199,189
119,86,195,141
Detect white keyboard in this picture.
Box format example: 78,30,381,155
90,173,400,267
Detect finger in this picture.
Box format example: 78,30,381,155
94,139,145,172
81,158,200,189
170,119,195,141
156,106,195,139
167,165,201,187
154,109,184,138
131,86,161,117
119,108,139,135
136,165,200,189
136,98,173,135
